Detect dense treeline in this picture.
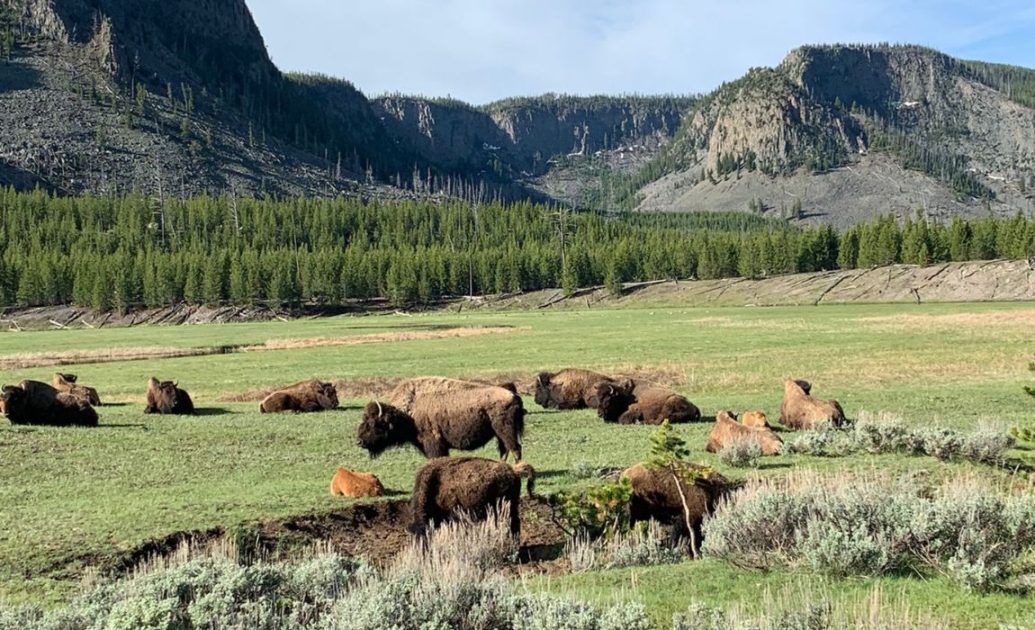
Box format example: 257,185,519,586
0,189,1033,310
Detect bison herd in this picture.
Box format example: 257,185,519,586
0,366,846,550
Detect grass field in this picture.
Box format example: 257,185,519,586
1,301,1034,626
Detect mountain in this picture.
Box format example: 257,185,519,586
1,2,1034,225
628,45,1035,226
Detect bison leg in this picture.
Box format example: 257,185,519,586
420,438,449,459
618,406,642,425
143,404,157,414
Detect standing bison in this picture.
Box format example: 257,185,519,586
408,456,535,537
622,463,730,553
706,410,783,456
52,373,101,406
260,379,338,414
357,378,524,461
1,381,98,427
534,368,614,409
144,377,195,415
594,380,701,425
779,379,846,430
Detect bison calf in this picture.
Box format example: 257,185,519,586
144,377,195,415
358,378,525,461
52,373,101,406
534,368,614,409
1,381,98,427
595,380,700,425
706,411,783,456
259,379,338,414
330,467,385,498
779,379,846,430
409,457,535,537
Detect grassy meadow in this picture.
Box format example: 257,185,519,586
1,301,1034,626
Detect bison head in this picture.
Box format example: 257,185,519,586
594,379,635,423
320,382,340,409
533,372,554,408
793,379,812,395
357,401,410,457
56,373,78,384
0,385,26,416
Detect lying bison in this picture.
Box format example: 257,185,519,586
622,463,730,553
52,373,101,406
739,410,770,429
358,378,524,461
260,379,338,414
144,377,195,415
779,379,846,430
330,467,385,498
409,456,535,537
1,381,98,427
534,368,614,409
595,380,700,425
706,410,783,456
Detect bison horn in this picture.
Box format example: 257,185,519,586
376,401,383,417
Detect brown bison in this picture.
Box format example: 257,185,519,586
330,467,385,498
1,381,98,427
52,373,101,406
622,463,730,552
144,377,195,415
259,379,338,414
408,456,535,537
779,379,846,430
594,380,701,425
740,410,770,429
358,378,524,461
534,368,614,409
706,411,783,456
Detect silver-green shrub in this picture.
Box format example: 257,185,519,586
718,440,763,468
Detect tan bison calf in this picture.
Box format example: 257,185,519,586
706,411,783,456
52,373,101,406
330,467,385,498
358,378,524,461
739,410,769,429
259,379,338,414
409,457,535,537
534,368,614,409
595,380,701,425
779,379,846,430
622,463,730,553
1,381,98,427
144,377,195,415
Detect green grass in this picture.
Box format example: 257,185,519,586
1,301,1034,625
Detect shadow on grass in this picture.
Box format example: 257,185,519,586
98,423,147,429
99,402,132,408
194,408,233,417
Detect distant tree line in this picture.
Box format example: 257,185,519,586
0,188,1033,311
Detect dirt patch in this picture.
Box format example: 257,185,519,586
98,497,567,578
1,326,525,371
858,309,1035,330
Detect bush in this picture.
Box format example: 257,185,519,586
718,439,763,468
546,479,632,539
702,471,1035,590
567,521,686,572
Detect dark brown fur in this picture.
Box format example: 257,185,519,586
779,379,846,430
144,377,196,415
408,457,535,537
534,368,614,409
1,382,98,427
259,379,338,414
595,380,701,425
358,379,525,461
706,411,783,456
51,373,101,406
622,463,730,552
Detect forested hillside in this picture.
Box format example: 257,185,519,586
1,189,1033,311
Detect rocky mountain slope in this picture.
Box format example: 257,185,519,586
631,45,1035,226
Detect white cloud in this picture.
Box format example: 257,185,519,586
245,0,1035,104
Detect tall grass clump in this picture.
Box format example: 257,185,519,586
788,412,1015,465
702,470,1035,591
0,508,652,630
567,521,686,572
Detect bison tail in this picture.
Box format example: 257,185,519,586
512,462,536,497
513,403,525,437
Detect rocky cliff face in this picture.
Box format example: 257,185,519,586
636,45,1035,224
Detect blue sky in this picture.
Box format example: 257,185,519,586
246,0,1035,104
